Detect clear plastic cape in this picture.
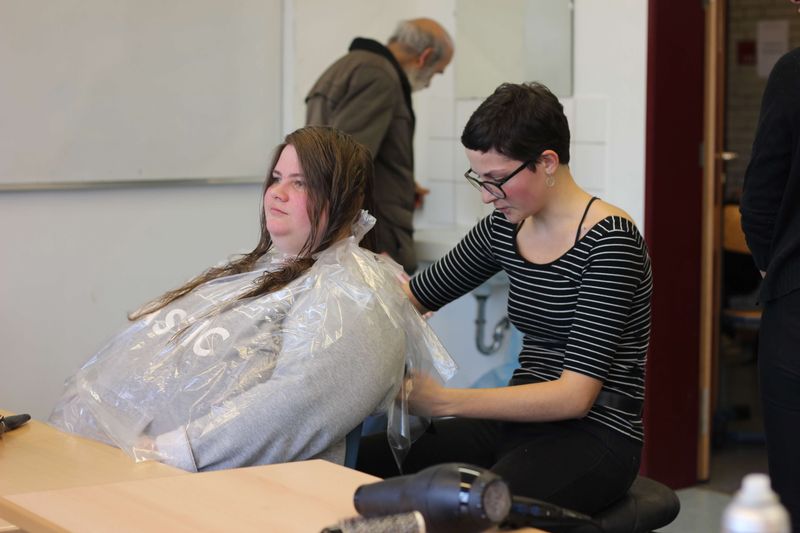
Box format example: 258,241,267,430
49,211,456,471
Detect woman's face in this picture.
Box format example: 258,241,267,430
465,148,548,224
264,144,314,256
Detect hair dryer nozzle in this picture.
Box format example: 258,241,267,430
353,463,511,533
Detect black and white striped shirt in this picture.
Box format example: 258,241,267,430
410,211,653,442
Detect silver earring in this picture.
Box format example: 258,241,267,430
545,173,555,188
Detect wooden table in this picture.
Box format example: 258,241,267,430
4,460,382,532
0,410,185,531
0,410,184,495
1,410,543,532
0,410,379,532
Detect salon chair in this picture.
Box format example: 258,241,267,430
587,475,680,533
516,475,680,532
346,436,678,530
720,203,761,348
469,372,679,529
344,422,364,468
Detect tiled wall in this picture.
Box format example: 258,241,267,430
725,0,800,201
410,18,484,229
413,0,647,231
291,0,644,231
568,96,608,200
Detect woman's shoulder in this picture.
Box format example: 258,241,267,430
578,201,649,257
586,199,634,226
581,200,640,236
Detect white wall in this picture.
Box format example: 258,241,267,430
0,0,649,420
0,0,282,188
0,186,261,418
571,0,648,227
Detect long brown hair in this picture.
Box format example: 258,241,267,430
129,126,375,320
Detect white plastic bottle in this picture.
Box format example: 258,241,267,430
722,473,790,533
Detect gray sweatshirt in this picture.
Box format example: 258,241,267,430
50,216,455,471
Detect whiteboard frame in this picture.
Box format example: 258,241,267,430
0,0,283,191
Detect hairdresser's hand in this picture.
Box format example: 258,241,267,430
408,371,450,417
414,182,430,209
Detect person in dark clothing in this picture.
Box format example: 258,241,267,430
306,19,454,274
740,41,800,531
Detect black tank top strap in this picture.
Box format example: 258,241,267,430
575,196,600,244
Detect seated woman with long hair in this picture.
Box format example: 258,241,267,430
49,126,454,472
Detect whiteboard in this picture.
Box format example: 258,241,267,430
0,0,282,189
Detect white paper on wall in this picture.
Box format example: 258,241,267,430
757,19,789,78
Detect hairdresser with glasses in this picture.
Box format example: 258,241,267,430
357,82,653,515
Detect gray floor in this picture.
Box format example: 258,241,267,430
662,488,732,532
659,444,768,532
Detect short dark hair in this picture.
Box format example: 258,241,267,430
461,82,570,166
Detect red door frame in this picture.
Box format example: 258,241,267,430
642,0,707,488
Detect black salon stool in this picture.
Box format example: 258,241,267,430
591,476,680,533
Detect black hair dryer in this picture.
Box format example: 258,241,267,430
353,463,512,533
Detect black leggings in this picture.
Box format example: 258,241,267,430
759,288,800,531
356,417,641,515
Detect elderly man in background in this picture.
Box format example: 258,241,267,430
306,18,454,274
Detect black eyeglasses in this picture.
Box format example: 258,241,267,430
464,159,534,199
